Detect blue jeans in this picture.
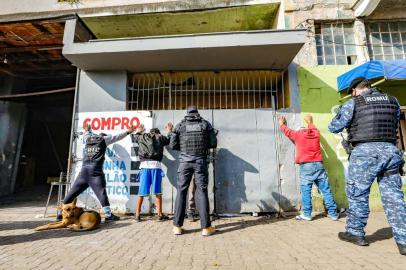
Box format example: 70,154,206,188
299,162,337,218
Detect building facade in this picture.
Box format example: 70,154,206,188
286,0,406,210
0,0,405,213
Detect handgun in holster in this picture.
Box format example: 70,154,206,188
340,133,353,157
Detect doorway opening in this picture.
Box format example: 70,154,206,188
0,18,77,200
12,83,75,195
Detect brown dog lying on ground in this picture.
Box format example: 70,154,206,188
35,198,101,231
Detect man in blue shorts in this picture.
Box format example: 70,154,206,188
133,124,171,222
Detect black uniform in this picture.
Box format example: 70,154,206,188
170,112,217,228
64,131,129,207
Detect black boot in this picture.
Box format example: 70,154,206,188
104,213,120,223
338,232,369,246
157,214,169,222
397,243,406,255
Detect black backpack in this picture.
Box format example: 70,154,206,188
138,133,164,161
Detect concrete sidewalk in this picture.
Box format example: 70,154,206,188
0,192,404,270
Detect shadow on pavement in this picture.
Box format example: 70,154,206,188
0,185,56,209
0,220,52,231
0,222,132,246
366,227,393,243
184,215,294,235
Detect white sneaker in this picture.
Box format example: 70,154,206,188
328,214,339,221
173,226,182,235
295,214,312,221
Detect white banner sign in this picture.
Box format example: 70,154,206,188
73,111,153,213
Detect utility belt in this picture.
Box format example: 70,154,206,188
340,135,396,157
340,135,405,176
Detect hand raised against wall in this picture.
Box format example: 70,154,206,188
84,123,91,132
165,122,173,133
127,125,137,134
136,124,145,134
278,116,287,126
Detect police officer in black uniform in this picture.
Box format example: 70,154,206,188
63,123,135,222
167,106,217,236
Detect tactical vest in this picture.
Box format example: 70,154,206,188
179,120,210,155
348,90,399,144
83,135,107,167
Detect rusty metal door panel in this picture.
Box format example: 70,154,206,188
213,109,280,213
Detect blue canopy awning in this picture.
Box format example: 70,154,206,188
337,60,406,92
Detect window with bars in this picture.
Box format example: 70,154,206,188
127,71,287,111
366,21,406,60
315,23,357,65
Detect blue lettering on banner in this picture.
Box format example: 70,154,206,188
85,184,129,196
84,188,94,195
106,173,127,183
105,185,129,195
106,148,114,157
103,161,127,171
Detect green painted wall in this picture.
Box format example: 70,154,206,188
83,4,279,39
297,66,406,211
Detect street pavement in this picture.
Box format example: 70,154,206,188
0,190,404,270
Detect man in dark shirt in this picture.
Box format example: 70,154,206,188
63,123,135,222
132,124,171,222
167,106,217,236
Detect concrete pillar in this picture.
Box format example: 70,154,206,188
77,70,127,113
354,19,369,64
295,19,318,66
275,0,286,29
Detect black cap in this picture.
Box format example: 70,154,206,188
187,105,198,114
348,76,368,94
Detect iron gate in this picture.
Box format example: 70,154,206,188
127,71,291,214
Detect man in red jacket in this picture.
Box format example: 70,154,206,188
279,114,338,221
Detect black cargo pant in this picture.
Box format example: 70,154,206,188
63,164,110,207
173,158,211,228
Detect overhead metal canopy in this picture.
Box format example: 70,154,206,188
0,17,77,78
62,20,306,72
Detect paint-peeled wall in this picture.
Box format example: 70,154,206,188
297,65,406,211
